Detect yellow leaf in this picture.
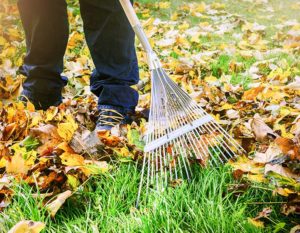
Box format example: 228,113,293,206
26,101,35,112
113,147,132,158
171,13,178,21
196,2,206,13
248,218,264,228
7,28,21,40
260,88,289,103
6,153,30,175
45,107,58,122
0,36,6,46
273,124,294,139
246,174,267,183
8,220,45,233
158,2,170,9
29,114,42,128
67,174,80,189
221,103,233,110
229,156,264,174
211,2,225,10
178,22,190,30
60,152,84,166
57,116,78,142
81,160,109,176
273,187,295,197
1,46,17,58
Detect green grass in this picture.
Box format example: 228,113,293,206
1,164,290,233
2,0,299,232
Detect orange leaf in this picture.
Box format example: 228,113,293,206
242,86,265,101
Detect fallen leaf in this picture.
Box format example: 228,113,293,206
250,114,278,142
290,225,300,233
6,153,30,175
253,143,282,163
275,137,300,160
57,115,78,142
60,152,85,167
46,190,72,217
81,160,109,176
242,86,265,101
8,220,45,233
265,164,298,180
248,218,264,228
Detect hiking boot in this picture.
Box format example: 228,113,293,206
96,105,134,132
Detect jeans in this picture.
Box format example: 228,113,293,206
18,0,139,112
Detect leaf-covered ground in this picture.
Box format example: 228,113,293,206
1,0,300,232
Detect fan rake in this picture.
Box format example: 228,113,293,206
119,0,244,206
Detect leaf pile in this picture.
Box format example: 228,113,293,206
1,0,300,230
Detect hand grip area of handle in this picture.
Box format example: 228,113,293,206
119,0,141,27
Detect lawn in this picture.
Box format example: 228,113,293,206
0,0,300,232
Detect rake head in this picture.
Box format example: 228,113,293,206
116,1,243,206
136,56,244,205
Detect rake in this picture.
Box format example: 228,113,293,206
119,0,244,205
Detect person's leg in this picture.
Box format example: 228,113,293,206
79,0,139,116
18,0,69,110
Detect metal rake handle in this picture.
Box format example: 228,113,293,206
119,0,153,54
119,0,140,27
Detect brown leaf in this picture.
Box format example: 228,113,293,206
275,137,300,160
253,143,282,164
170,179,183,188
281,203,300,216
30,124,61,144
232,169,244,180
97,131,122,147
255,207,272,219
30,125,63,156
250,114,277,142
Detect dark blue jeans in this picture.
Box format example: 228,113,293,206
18,0,139,112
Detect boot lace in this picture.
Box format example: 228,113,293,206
98,109,124,127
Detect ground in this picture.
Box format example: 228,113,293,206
0,0,300,232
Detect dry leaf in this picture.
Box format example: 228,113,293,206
275,137,300,160
253,143,282,163
250,114,278,142
290,225,300,233
46,190,72,217
265,164,298,180
8,220,45,233
242,86,265,101
248,218,264,228
6,153,30,175
60,152,85,167
57,115,78,142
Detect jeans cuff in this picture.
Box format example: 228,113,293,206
98,105,135,115
21,89,62,106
